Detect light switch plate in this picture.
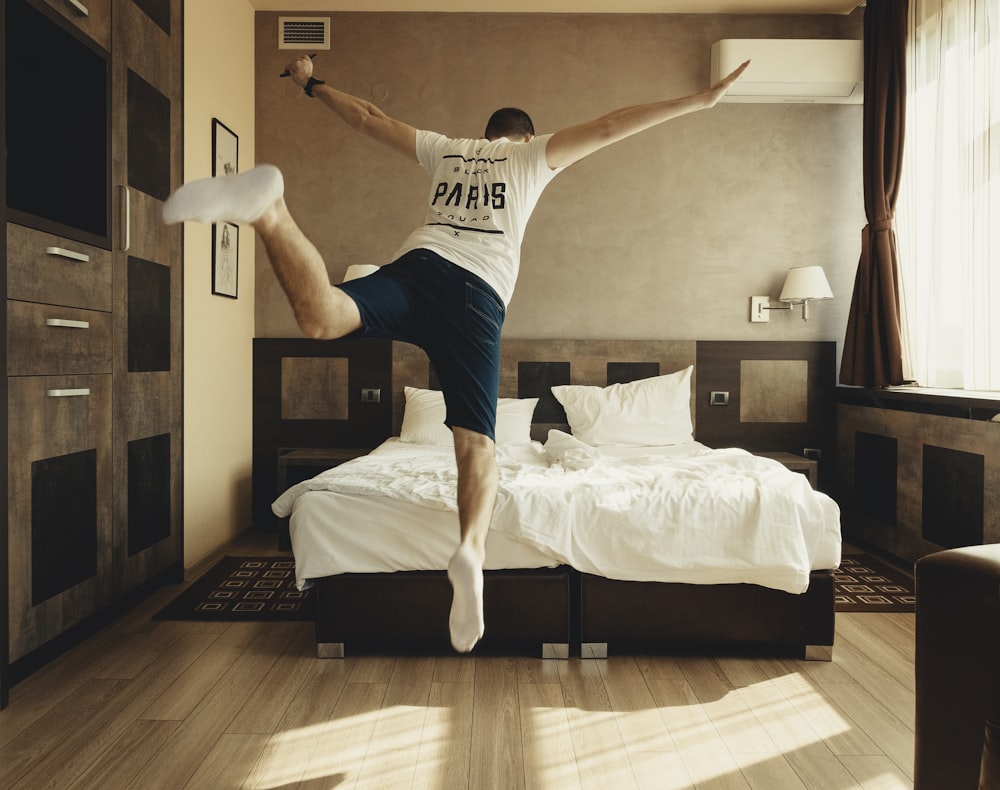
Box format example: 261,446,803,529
750,295,771,322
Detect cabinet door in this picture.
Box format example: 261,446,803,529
7,375,113,662
111,0,183,595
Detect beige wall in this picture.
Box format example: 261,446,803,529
183,0,258,567
254,11,864,350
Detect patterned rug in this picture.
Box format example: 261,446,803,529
157,553,913,620
154,556,314,621
835,553,916,613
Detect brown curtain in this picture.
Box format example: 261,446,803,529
839,0,908,387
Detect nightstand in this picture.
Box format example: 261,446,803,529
275,447,369,549
276,447,370,493
755,451,818,489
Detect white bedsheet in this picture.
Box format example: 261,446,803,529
273,434,841,594
275,441,559,589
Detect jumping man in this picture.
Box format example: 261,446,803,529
163,55,749,653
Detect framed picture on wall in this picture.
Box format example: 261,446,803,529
212,221,239,298
212,118,238,177
211,118,239,298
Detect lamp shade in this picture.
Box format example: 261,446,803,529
779,266,833,303
343,264,380,282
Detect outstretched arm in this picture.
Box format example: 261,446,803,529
284,55,418,162
544,61,749,170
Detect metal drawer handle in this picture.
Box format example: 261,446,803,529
45,246,90,263
47,388,91,398
65,0,89,16
46,318,91,329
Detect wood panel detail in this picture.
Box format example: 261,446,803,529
517,361,570,425
127,433,172,556
922,444,984,548
31,449,99,605
607,362,660,385
837,402,1000,563
252,338,394,530
855,431,898,527
280,358,350,421
695,342,836,471
132,0,171,33
739,359,808,423
126,257,170,373
126,69,171,202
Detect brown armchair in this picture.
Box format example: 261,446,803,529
914,545,1000,789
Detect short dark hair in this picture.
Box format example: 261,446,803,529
484,107,535,141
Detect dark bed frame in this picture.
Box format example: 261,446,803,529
313,568,835,660
255,337,839,661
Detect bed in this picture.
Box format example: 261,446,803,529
268,342,842,660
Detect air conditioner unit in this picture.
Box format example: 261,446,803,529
711,39,864,104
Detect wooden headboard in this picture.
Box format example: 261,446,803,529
252,337,836,529
392,338,697,441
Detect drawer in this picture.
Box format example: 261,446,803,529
7,300,112,376
7,374,112,478
40,0,111,51
7,223,112,312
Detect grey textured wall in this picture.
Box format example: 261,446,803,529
254,11,864,349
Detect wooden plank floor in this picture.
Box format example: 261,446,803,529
1,536,916,790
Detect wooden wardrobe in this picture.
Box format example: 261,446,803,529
1,0,184,708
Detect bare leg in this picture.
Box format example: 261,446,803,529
252,198,362,339
447,427,499,653
163,165,361,340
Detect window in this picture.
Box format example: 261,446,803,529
897,0,999,389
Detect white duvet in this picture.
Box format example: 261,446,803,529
273,433,841,594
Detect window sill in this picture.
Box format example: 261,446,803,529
837,385,1000,421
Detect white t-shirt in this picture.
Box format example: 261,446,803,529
393,130,561,306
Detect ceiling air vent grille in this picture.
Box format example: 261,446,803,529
279,17,330,50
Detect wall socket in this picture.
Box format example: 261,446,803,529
361,388,381,404
803,447,822,461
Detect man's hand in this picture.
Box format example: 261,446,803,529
702,59,750,108
282,58,418,161
282,55,314,88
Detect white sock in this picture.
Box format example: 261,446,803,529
447,543,485,653
162,164,284,225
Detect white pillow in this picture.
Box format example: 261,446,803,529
550,366,694,446
399,387,538,445
495,397,539,445
400,387,452,445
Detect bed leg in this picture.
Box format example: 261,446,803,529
542,643,569,660
581,642,608,659
317,642,345,659
804,645,833,661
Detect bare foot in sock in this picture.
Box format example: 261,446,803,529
447,543,484,653
162,164,284,225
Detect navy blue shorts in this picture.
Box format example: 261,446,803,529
337,249,505,442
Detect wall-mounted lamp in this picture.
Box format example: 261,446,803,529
750,265,833,322
343,264,380,282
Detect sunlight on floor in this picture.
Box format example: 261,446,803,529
248,706,427,788
247,669,885,789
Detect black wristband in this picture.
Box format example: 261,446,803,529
304,77,325,97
